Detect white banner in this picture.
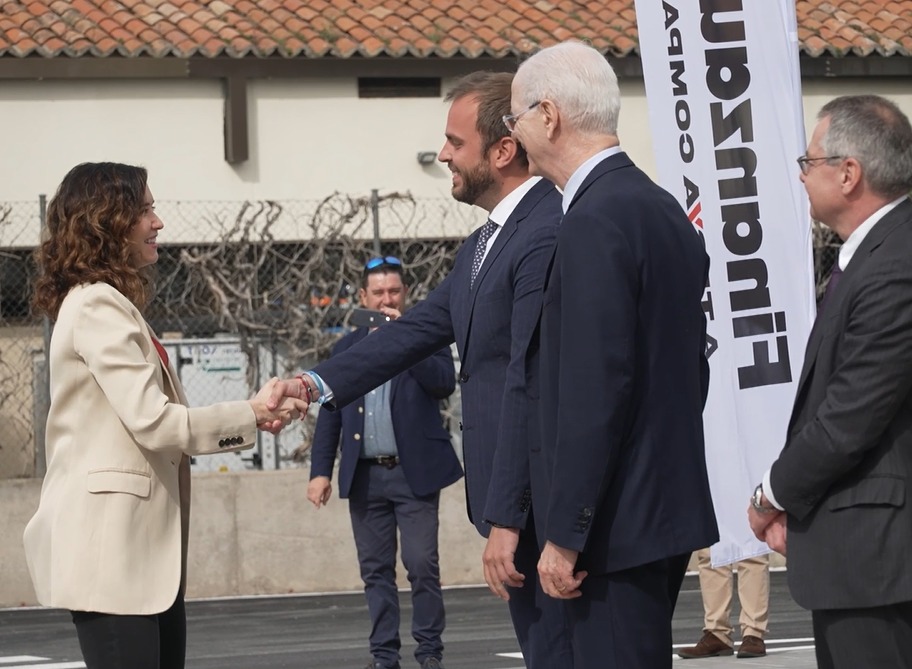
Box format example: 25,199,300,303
634,0,816,565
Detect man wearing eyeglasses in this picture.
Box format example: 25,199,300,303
270,72,572,669
749,96,912,669
307,256,462,669
508,41,718,668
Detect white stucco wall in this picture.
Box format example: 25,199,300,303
0,77,655,202
0,74,909,245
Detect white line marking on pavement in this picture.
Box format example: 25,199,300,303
671,644,817,661
4,657,85,669
766,645,816,653
672,637,815,648
0,661,85,669
501,640,817,664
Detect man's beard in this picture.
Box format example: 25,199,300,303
452,161,495,206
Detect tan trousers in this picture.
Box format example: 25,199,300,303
696,548,770,646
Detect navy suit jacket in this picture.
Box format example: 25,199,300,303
771,197,912,610
313,179,561,536
529,152,718,575
309,327,462,498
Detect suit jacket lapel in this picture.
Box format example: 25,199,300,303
468,217,517,307
140,319,186,404
459,180,554,359
565,151,634,213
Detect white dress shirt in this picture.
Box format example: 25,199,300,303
763,195,910,510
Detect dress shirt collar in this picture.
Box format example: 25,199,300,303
838,195,908,269
561,146,624,213
488,176,543,227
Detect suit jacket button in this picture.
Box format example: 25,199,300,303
458,372,469,383
358,406,364,414
354,433,361,441
218,439,226,447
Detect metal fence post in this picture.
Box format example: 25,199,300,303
371,189,381,256
35,194,49,478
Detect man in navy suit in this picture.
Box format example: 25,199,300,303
509,41,718,668
307,257,461,669
749,95,912,669
273,72,572,668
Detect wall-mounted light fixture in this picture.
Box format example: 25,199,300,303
416,151,437,165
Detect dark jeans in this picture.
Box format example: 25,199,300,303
71,593,186,669
348,460,444,668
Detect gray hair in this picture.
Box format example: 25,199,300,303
514,41,621,136
819,95,912,199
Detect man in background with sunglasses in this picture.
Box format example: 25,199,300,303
270,72,571,669
307,256,461,669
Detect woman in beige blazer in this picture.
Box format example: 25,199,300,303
23,162,303,669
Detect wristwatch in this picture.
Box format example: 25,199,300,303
751,483,777,514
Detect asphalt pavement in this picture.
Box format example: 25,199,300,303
0,572,817,668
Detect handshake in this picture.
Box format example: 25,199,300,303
247,375,319,433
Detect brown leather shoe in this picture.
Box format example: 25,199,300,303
677,632,734,659
737,635,767,658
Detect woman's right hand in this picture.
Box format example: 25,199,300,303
249,378,309,429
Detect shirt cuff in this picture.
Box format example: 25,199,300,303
762,469,785,511
304,371,334,404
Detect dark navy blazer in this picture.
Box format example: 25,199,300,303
309,327,462,499
529,152,719,575
313,179,561,536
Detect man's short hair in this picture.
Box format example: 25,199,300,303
819,95,912,199
361,256,405,288
444,71,529,167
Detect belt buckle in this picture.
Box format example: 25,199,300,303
376,455,398,469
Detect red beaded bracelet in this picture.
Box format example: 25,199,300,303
297,374,320,403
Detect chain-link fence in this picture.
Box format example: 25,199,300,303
0,191,840,479
0,192,483,479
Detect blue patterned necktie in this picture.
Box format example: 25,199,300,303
470,219,498,288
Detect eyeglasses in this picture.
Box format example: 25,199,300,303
502,101,542,132
796,154,845,175
364,256,402,270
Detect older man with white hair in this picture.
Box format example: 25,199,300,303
508,41,719,668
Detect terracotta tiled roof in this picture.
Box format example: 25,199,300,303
800,0,912,57
0,0,909,60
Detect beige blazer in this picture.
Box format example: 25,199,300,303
23,282,256,615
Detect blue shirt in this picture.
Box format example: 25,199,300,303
361,379,398,458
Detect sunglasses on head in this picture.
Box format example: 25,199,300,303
364,256,402,270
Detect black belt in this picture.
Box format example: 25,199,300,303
362,455,399,469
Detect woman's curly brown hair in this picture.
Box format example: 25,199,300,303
32,162,151,320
